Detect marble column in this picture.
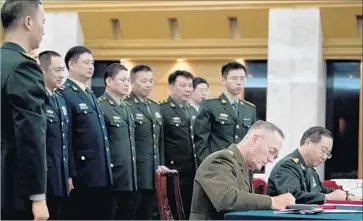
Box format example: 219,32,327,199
264,8,326,180
39,12,85,84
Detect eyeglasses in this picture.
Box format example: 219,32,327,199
257,135,279,160
321,147,332,159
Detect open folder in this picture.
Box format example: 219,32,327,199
274,204,363,215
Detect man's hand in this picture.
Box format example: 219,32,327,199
271,193,295,210
325,189,347,201
156,165,177,174
68,178,74,193
32,200,49,220
347,195,362,200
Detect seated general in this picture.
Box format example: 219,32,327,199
268,126,362,204
189,120,295,220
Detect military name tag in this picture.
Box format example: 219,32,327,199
219,113,228,121
155,112,162,119
113,116,121,123
243,118,251,127
46,109,55,118
79,103,88,110
135,113,144,121
172,116,181,125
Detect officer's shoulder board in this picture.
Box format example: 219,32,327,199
148,99,159,105
241,99,256,108
159,99,168,106
97,96,107,103
20,52,36,62
291,157,299,164
58,83,71,91
124,100,131,106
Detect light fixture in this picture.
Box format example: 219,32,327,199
177,58,184,62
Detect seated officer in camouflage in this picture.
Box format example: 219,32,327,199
268,126,362,204
190,120,295,220
193,61,257,166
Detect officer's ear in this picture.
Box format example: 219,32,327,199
105,77,112,86
22,15,33,31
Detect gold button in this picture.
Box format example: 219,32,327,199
63,145,66,149
176,124,179,127
221,121,225,124
110,163,114,167
236,125,239,129
154,145,157,148
170,160,174,164
106,148,109,151
154,155,157,159
235,135,238,139
84,111,87,114
81,156,85,160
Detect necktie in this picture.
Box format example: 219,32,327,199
144,101,152,115
120,100,128,118
85,88,95,107
232,102,239,116
182,105,190,119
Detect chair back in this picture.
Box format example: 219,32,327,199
252,178,267,195
155,170,185,220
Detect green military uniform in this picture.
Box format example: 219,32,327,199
193,93,256,165
1,42,47,218
98,93,139,220
190,144,272,220
125,92,164,220
268,149,334,204
160,96,197,219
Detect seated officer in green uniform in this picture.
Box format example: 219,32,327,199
268,126,362,204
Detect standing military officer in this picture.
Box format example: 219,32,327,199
189,77,209,114
268,126,362,204
160,70,197,219
98,63,140,220
127,64,171,220
59,46,113,219
38,50,76,220
193,61,257,166
1,1,49,220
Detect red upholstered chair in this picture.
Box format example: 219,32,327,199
253,178,267,195
155,170,185,220
323,180,343,190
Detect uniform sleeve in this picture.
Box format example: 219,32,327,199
193,102,212,166
6,61,47,197
66,98,77,178
313,168,333,194
270,162,326,204
159,113,165,165
197,153,272,212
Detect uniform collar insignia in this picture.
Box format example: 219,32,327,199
108,99,115,105
170,102,176,108
134,98,139,104
72,86,78,91
221,99,227,104
301,164,305,170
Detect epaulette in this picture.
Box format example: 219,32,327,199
291,157,299,164
20,52,36,62
227,150,235,158
58,83,71,91
148,99,159,105
124,100,131,106
242,100,256,108
159,99,168,105
97,96,107,103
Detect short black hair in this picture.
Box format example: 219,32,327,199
221,61,247,78
168,70,194,85
192,77,209,89
38,50,61,70
104,63,128,86
130,64,152,80
1,0,42,30
64,46,92,70
300,126,333,146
